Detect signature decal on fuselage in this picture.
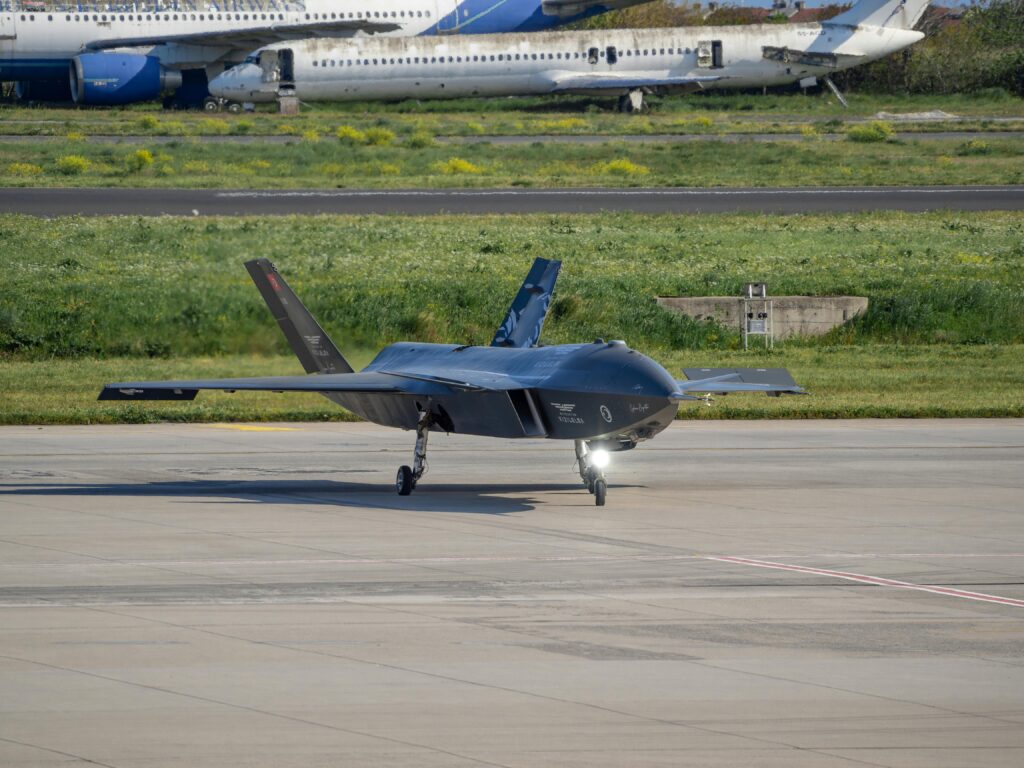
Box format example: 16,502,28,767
629,402,650,415
550,402,584,425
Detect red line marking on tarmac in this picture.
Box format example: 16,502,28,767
707,555,1024,608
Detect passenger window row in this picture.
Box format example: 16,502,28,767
312,46,693,68
16,9,429,21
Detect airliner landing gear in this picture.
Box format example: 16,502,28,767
396,411,431,495
203,96,243,113
575,440,608,506
617,89,645,114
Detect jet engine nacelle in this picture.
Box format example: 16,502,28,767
70,54,183,105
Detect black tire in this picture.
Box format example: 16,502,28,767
594,478,607,506
396,465,414,496
226,101,242,114
203,97,221,113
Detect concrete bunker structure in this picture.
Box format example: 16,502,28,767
658,295,869,339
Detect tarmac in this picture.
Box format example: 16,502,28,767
2,419,1023,767
3,185,1023,216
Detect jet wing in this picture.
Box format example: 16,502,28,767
85,18,402,52
675,368,806,397
98,371,450,401
550,73,722,93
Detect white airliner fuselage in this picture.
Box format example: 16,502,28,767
0,0,649,104
210,0,929,107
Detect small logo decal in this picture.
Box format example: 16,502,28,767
600,405,613,423
550,402,584,425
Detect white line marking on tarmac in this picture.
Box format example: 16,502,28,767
707,555,1024,608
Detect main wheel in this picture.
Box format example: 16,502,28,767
226,101,242,114
396,465,414,496
594,478,607,506
203,97,221,113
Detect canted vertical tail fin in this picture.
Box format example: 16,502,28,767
825,0,932,29
491,258,562,349
244,259,354,374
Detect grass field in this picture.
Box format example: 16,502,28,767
1,93,1022,139
0,134,1021,188
4,211,1021,360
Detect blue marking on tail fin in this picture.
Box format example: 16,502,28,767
491,258,562,349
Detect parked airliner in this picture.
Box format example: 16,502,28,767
210,0,930,111
0,0,651,107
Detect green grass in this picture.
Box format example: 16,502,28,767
1,93,1021,139
2,211,1022,362
2,345,1022,424
0,135,1021,188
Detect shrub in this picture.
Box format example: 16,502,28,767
6,162,43,176
65,131,86,142
372,162,401,175
182,160,211,174
847,121,895,143
54,155,90,175
364,127,396,146
404,130,437,149
137,115,159,131
301,129,321,142
125,149,154,173
157,120,187,136
198,118,230,135
800,124,819,138
336,125,367,144
434,157,483,174
231,119,254,135
591,158,651,176
247,159,272,171
956,139,991,156
276,123,298,135
694,115,713,128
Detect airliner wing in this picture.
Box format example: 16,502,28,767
85,18,402,52
98,371,450,401
550,73,722,93
542,0,655,15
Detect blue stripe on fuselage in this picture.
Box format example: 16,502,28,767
429,0,609,35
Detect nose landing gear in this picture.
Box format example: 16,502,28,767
396,410,431,496
575,440,608,506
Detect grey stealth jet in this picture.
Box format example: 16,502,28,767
100,258,805,505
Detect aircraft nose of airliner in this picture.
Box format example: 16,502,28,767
208,63,262,100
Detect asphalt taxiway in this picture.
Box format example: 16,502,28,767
3,185,1023,216
2,419,1023,767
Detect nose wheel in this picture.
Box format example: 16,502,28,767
396,411,431,496
575,440,608,506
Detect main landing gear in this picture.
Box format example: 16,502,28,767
617,89,645,114
396,410,431,496
575,440,608,507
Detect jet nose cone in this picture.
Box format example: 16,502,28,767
208,71,230,98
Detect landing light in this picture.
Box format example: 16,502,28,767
590,449,610,469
